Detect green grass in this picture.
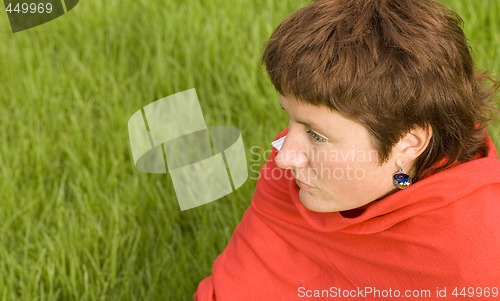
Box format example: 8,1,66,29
0,0,499,300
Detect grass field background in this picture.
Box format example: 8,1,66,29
0,0,498,300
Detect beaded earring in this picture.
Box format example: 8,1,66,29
393,166,411,189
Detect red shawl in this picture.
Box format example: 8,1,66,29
195,130,500,301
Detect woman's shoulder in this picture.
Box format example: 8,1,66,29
251,129,293,207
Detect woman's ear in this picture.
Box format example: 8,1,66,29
394,125,433,169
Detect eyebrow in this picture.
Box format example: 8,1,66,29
280,103,315,128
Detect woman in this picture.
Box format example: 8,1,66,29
195,0,500,300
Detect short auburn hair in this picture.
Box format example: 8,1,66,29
263,0,498,181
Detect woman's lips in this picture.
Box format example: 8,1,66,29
295,179,315,190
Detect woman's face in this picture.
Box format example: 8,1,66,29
275,95,400,212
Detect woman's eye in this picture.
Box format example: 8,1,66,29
307,130,328,143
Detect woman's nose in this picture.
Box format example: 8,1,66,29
275,133,309,170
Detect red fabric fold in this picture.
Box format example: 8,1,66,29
195,130,500,301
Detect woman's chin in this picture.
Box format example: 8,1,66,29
299,190,339,213
298,190,367,213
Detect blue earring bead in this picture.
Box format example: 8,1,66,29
393,167,411,190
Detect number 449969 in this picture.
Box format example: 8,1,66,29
452,287,498,298
5,2,53,14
